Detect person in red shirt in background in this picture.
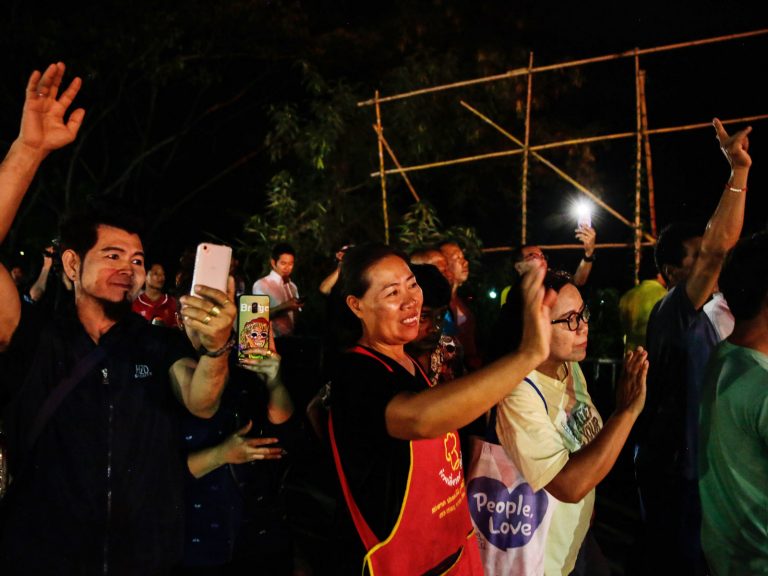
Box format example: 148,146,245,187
132,262,178,327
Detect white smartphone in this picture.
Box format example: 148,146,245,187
190,243,232,295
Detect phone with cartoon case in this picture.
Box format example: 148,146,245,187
237,294,271,360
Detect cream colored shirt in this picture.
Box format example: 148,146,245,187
496,363,603,576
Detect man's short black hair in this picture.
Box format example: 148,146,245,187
720,232,768,322
411,264,450,309
59,201,144,261
271,243,295,261
654,222,703,284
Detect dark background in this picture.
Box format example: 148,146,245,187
1,0,767,305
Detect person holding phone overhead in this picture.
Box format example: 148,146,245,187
252,243,301,338
328,243,555,575
0,63,236,575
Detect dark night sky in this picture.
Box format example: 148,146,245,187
2,1,768,293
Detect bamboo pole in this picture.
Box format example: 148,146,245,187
375,91,390,244
482,242,656,253
459,100,656,242
357,29,768,107
371,124,420,203
370,148,525,176
634,51,643,286
639,70,658,237
370,114,768,177
522,52,534,245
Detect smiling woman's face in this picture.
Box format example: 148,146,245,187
347,255,424,347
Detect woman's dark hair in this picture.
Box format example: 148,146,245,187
488,269,574,361
330,243,409,347
337,243,408,299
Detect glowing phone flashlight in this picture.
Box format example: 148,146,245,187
574,200,592,229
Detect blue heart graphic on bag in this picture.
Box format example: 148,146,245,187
467,477,548,549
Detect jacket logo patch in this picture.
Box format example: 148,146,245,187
135,364,152,379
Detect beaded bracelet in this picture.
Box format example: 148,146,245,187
199,334,236,358
727,185,747,193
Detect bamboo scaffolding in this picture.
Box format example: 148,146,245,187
358,29,768,107
459,100,656,242
370,114,768,177
634,52,643,285
639,70,658,237
371,124,420,203
374,92,389,244
363,28,767,264
522,52,534,245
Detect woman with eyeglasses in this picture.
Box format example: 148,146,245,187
488,269,648,576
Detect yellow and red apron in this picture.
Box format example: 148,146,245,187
329,346,482,575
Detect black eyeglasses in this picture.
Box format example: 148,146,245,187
551,305,590,331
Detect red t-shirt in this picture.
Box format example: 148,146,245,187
132,292,178,327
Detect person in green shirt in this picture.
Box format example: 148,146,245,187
699,231,768,576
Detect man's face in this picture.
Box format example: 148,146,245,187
10,266,24,285
440,243,469,285
667,237,702,287
71,225,145,309
146,264,166,291
271,253,295,280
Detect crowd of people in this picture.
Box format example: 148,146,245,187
0,62,765,576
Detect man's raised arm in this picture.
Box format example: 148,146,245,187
0,62,84,349
686,118,752,310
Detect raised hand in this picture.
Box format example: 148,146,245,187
517,259,554,363
575,225,596,257
615,346,648,417
18,62,85,156
179,278,237,354
713,117,752,171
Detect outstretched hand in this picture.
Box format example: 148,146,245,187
713,117,752,171
217,420,284,464
18,62,85,157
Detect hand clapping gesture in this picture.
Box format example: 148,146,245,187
615,347,649,417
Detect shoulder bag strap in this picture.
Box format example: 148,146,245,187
26,346,107,452
486,378,548,445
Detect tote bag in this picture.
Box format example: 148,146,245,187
466,383,553,575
